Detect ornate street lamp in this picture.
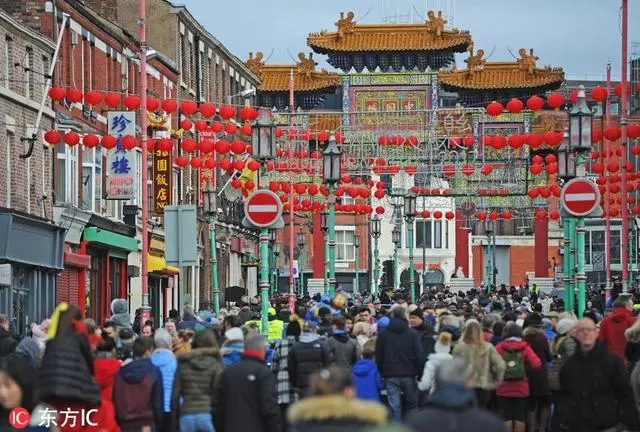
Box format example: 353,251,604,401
370,215,382,296
570,85,593,153
404,193,417,303
323,135,342,294
392,226,401,289
202,183,220,314
297,230,306,294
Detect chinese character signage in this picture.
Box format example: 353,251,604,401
153,148,172,214
106,111,136,200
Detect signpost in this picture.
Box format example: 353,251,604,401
560,178,600,217
244,190,282,228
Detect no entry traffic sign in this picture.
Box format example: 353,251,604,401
244,190,282,228
561,178,600,217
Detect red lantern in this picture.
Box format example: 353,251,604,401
591,86,608,102
506,98,524,114
628,124,640,140
231,179,242,189
121,135,137,150
204,158,216,169
607,162,620,173
539,186,551,198
544,154,557,164
48,87,66,101
405,135,418,147
308,185,319,195
161,99,177,113
82,134,99,148
480,165,493,176
239,106,258,121
492,135,506,150
481,135,494,148
530,164,543,175
610,207,620,217
196,103,214,118
526,134,543,148
528,188,539,199
240,124,252,137
550,211,560,221
219,159,232,171
317,131,330,142
477,212,487,221
532,155,543,164
615,83,632,97
66,88,83,103
230,140,246,155
175,156,188,167
632,146,640,156
445,211,455,220
181,139,198,153
180,100,198,116
545,163,558,175
245,180,256,191
569,89,578,105
488,211,498,221
219,105,236,120
543,131,563,146
433,211,443,219
156,138,173,152
199,140,214,154
180,119,193,131
224,123,237,135
44,130,61,145
146,97,159,111
604,127,621,141
104,93,120,108
84,91,102,106
123,95,140,110
526,96,545,111
374,189,385,199
507,135,523,149
592,162,604,173
233,160,245,171
592,129,603,143
375,206,385,215
486,101,503,117
63,131,80,146
462,164,474,176
546,93,564,109
442,164,456,177
214,140,229,154
502,210,512,220
101,135,117,150
462,135,475,147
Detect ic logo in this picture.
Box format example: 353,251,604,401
9,407,30,429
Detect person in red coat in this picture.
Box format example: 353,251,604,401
599,293,636,361
92,336,121,432
496,322,541,432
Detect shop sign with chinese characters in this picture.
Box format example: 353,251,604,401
106,111,136,199
153,148,173,214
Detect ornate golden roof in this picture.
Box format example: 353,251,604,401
307,11,472,53
246,52,341,92
438,47,564,90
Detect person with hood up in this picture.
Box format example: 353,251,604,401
408,309,436,360
288,321,333,398
93,335,121,432
548,318,577,432
113,336,164,431
288,365,387,431
563,318,639,432
599,293,636,362
268,307,284,343
326,316,358,368
110,299,132,331
418,331,453,394
352,346,383,402
0,314,17,358
13,337,42,367
453,319,505,409
216,332,281,432
150,329,177,431
177,305,199,331
495,322,542,432
407,358,507,432
221,327,244,367
522,313,552,432
171,329,223,432
375,306,424,422
271,320,301,420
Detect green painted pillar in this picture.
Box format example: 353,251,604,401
408,224,415,303
485,241,492,293
209,216,219,315
328,193,337,294
259,228,270,337
568,218,577,314
576,218,586,318
324,236,329,294
373,237,380,296
562,217,571,312
394,245,399,289
299,254,305,295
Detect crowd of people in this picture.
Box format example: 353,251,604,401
1,284,640,431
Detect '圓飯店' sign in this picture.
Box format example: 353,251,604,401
153,148,172,214
106,111,136,200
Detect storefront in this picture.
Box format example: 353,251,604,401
147,234,179,326
0,208,65,336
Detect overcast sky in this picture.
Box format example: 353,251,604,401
178,0,639,81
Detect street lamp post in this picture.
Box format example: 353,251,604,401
297,230,306,295
485,219,496,293
370,215,381,296
354,231,360,294
323,135,342,294
392,227,401,290
273,241,281,297
203,184,219,315
252,108,276,336
321,210,329,293
404,193,417,303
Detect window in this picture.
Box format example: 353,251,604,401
172,169,179,204
434,220,442,248
590,229,606,264
336,229,356,262
41,56,49,100
610,230,621,264
416,220,432,248
81,147,103,212
3,36,12,88
24,47,33,99
55,141,78,205
339,196,354,205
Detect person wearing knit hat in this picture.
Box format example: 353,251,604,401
418,332,453,393
556,318,577,337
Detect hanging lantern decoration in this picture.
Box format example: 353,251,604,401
610,207,620,217
239,106,258,121
526,133,543,148
230,179,242,189
546,93,564,109
104,93,120,108
230,139,246,155
632,146,640,156
528,188,539,199
592,162,604,173
604,127,621,141
550,211,560,221
449,137,461,148
66,88,84,103
545,163,558,174
48,87,66,101
219,105,236,120
317,131,330,143
627,124,640,140
569,89,578,105
530,164,543,175
299,130,312,141
532,155,544,164
175,156,188,167
506,98,524,114
539,186,551,198
161,99,177,113
480,165,493,176
475,211,486,221
591,86,608,102
180,119,193,131
224,123,237,135
245,180,256,191
180,100,197,116
308,184,319,195
486,101,503,117
615,83,632,97
44,130,61,145
592,129,603,143
405,165,417,175
121,135,137,150
82,134,99,148
239,124,252,137
375,206,385,215
462,164,474,176
199,140,214,154
543,131,563,147
445,211,455,220
526,95,545,111
482,135,494,148
218,159,232,171
156,138,173,152
194,103,214,119
101,135,117,150
492,135,506,149
84,91,102,106
462,135,475,147
442,164,456,177
181,139,198,153
233,160,245,171
433,211,443,219
405,135,419,147
146,97,159,112
607,162,620,173
194,120,207,132
502,210,512,220
123,95,141,110
203,158,215,169
544,154,557,164
374,189,385,199
488,211,498,221
507,134,524,149
63,131,80,146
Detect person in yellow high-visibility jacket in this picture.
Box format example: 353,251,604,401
267,307,284,342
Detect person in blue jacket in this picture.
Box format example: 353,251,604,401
150,329,177,430
352,346,383,401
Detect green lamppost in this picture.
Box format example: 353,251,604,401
202,183,219,315
392,226,401,289
370,215,382,295
354,231,360,294
252,108,276,336
485,219,496,293
297,230,306,295
273,241,281,297
321,210,329,293
323,135,342,294
404,192,417,303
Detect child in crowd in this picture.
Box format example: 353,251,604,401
351,347,383,401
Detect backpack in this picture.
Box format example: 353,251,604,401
502,348,526,381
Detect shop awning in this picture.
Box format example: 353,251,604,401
82,227,138,252
148,254,179,275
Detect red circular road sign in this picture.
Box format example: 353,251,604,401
244,190,282,228
561,178,600,217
